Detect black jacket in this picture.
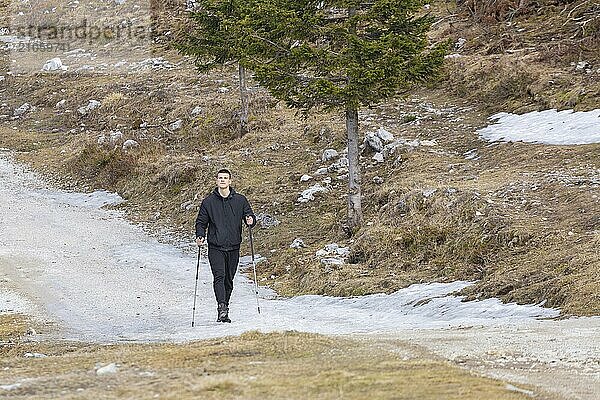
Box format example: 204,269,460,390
195,187,256,251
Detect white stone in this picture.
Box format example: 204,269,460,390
55,99,66,108
320,257,344,265
109,130,123,144
290,238,305,249
24,352,47,358
0,383,21,391
300,174,312,182
314,167,328,175
122,139,139,150
42,57,67,71
297,184,328,203
422,188,437,198
364,131,383,152
335,247,350,257
96,363,119,375
376,127,394,143
321,149,338,162
13,103,31,117
77,100,101,115
373,176,384,184
169,119,183,131
315,249,329,257
373,152,384,163
191,106,203,116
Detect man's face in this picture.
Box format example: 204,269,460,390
216,173,231,189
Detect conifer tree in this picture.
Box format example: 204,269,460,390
241,0,447,231
183,0,447,230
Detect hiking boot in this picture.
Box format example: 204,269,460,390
217,303,230,323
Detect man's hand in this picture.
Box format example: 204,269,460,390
196,237,205,246
245,215,254,226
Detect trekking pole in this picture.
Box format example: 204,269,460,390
248,226,261,314
191,246,202,327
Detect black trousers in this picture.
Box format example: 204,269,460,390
208,247,240,305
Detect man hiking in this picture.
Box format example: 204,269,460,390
195,168,256,323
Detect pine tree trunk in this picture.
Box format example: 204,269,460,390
239,64,249,138
346,107,363,231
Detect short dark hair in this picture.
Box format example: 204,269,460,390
216,168,232,178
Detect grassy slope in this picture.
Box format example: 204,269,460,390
0,315,535,399
0,0,598,317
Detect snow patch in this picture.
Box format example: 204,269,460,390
478,109,600,145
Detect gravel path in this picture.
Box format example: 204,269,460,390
1,152,598,399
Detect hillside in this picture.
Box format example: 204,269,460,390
1,0,599,316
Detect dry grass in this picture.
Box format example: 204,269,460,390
0,326,533,400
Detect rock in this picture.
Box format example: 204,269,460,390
42,57,67,72
373,152,384,163
324,243,339,253
321,149,338,162
132,57,176,70
315,243,350,264
328,157,349,172
297,184,328,203
24,352,47,358
290,238,305,249
0,76,4,82
256,212,280,228
575,61,590,71
191,106,203,117
420,139,437,147
77,100,101,115
13,103,32,117
455,38,467,50
97,135,107,145
122,139,139,150
114,0,126,4
55,99,66,108
373,176,384,184
314,167,328,175
180,200,195,211
320,257,344,265
300,174,312,182
315,249,329,257
464,149,479,160
109,130,123,144
26,327,36,335
406,139,420,148
0,383,21,391
322,177,332,184
376,127,394,143
422,188,437,198
96,363,119,375
169,119,183,131
364,131,383,152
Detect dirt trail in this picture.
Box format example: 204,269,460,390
1,152,598,399
369,318,600,400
